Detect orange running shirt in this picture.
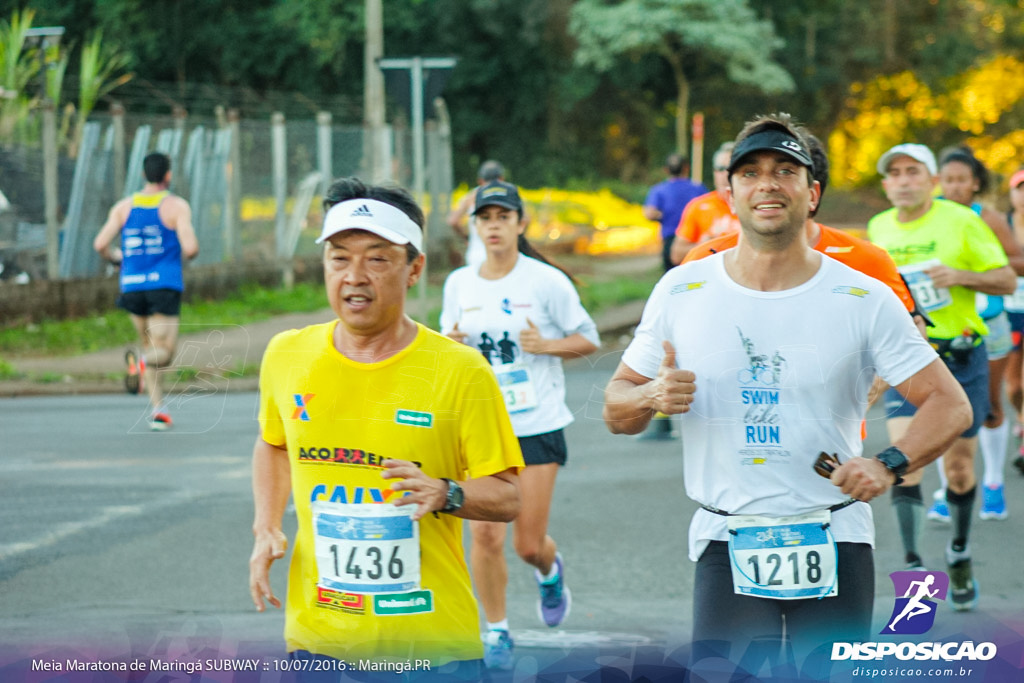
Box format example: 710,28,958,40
674,191,741,244
682,223,916,313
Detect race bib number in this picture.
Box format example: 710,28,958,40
494,362,539,413
1004,277,1024,313
727,511,838,600
312,502,420,594
899,260,951,312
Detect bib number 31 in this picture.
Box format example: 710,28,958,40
727,511,838,600
494,362,539,413
899,260,951,313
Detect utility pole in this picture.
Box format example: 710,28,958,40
364,0,388,182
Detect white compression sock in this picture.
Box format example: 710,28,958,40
979,421,1009,487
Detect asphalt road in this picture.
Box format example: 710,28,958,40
1,350,1023,681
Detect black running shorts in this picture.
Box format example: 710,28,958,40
117,288,182,317
518,429,568,466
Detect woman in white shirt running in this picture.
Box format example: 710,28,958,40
441,180,599,670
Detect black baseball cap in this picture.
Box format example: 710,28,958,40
728,129,813,174
472,180,523,214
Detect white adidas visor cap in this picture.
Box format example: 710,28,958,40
316,198,423,252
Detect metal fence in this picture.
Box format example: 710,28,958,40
0,106,453,283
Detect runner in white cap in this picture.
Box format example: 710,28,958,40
869,142,1016,610
249,177,524,676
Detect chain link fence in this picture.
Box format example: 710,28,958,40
0,104,453,286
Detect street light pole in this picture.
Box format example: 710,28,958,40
377,56,457,319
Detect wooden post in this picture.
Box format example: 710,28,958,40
364,0,387,182
43,98,60,279
112,102,126,198
317,111,333,195
224,108,241,261
272,112,288,270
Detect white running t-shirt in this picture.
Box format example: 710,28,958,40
441,255,599,437
622,252,938,560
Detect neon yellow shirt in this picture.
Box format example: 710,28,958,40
868,199,1008,339
258,321,523,663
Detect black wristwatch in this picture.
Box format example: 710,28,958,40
440,478,464,514
875,446,910,485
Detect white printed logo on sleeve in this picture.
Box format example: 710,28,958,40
494,361,539,413
727,511,838,600
312,502,420,594
899,260,951,312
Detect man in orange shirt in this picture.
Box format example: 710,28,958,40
683,132,918,319
669,142,741,265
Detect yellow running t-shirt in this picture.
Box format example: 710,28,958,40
868,198,1008,339
258,321,523,664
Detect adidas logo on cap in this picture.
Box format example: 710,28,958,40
350,204,374,217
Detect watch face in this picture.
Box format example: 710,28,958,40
444,479,464,512
450,481,464,508
880,447,909,475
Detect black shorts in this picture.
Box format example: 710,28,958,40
117,288,182,317
691,540,874,665
518,429,568,466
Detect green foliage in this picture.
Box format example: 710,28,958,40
570,0,793,152
12,0,1024,193
0,8,39,141
0,268,662,360
0,314,137,356
0,282,329,357
68,30,131,155
577,268,662,315
183,282,327,328
0,357,22,380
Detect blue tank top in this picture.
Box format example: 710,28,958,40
119,191,184,293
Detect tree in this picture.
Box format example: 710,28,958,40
570,0,794,152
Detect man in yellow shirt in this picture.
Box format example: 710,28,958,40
869,143,1015,611
249,177,523,675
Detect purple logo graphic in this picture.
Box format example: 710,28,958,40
881,571,948,635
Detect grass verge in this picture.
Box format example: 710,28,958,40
0,264,661,360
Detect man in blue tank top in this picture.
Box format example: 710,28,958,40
94,152,199,431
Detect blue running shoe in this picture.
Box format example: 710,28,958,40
482,629,514,670
979,484,1008,520
927,489,950,523
536,553,571,627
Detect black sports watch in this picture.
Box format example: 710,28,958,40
440,478,464,514
875,446,910,485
